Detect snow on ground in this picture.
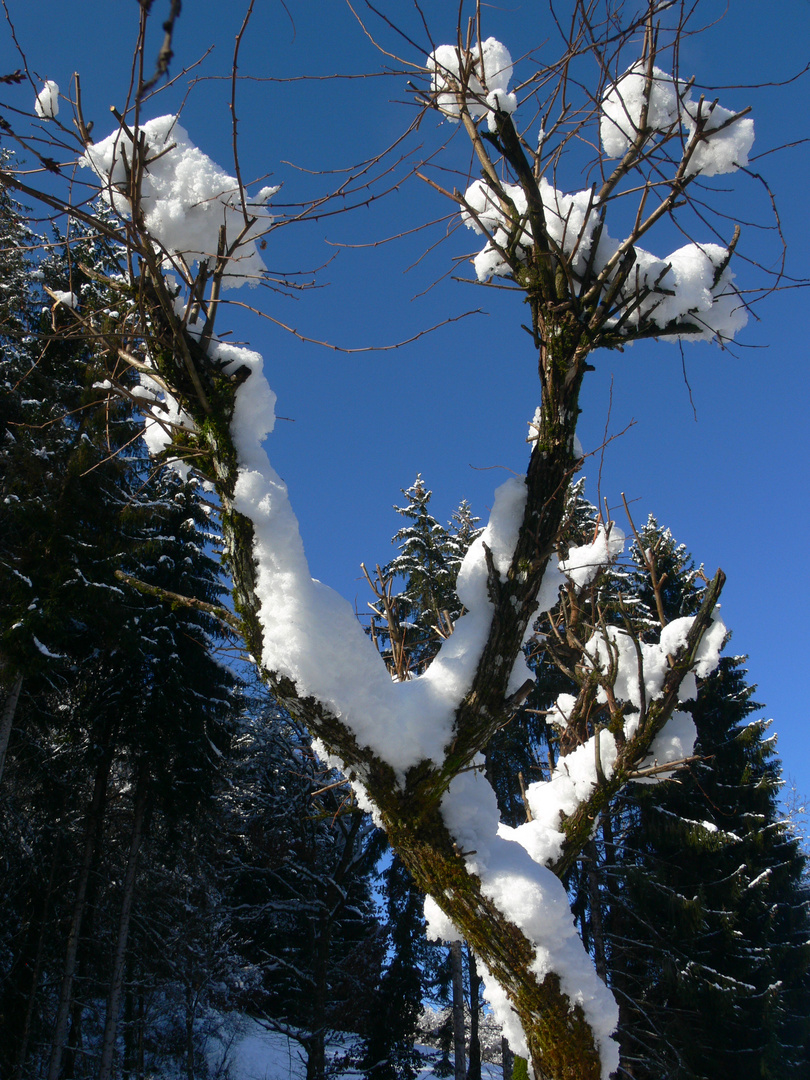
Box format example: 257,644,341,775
204,1014,503,1080
206,1016,305,1080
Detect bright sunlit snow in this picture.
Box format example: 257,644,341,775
429,38,517,132
83,96,736,1080
34,80,59,119
82,116,272,286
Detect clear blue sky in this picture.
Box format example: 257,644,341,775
3,0,808,807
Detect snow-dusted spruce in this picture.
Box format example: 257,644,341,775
13,5,761,1079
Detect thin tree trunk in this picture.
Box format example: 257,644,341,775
123,983,134,1080
467,945,482,1080
185,979,196,1080
10,841,59,1080
450,940,466,1080
98,766,149,1080
0,670,23,786
47,735,114,1080
63,996,83,1079
584,840,608,983
600,807,633,1073
137,994,145,1080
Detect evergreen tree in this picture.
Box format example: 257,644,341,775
367,480,810,1080
0,204,238,1079
368,476,480,678
218,704,386,1080
594,519,810,1080
362,481,484,1079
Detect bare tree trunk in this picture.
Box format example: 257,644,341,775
600,808,633,1074
467,945,482,1080
98,766,149,1080
0,670,23,786
584,841,608,984
185,980,196,1080
47,735,114,1080
137,994,145,1080
450,940,466,1080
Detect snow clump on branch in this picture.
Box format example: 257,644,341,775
600,62,755,176
437,762,621,1077
559,524,625,588
446,42,751,343
82,116,274,286
34,81,59,119
460,176,747,341
428,38,517,132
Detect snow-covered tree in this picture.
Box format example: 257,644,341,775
0,3,796,1077
366,477,481,679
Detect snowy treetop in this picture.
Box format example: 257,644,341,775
428,37,753,344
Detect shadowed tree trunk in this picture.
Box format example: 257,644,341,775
450,940,466,1080
0,671,22,786
98,764,149,1080
47,725,116,1080
467,945,482,1080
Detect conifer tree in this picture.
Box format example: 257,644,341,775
363,481,484,1077
592,519,810,1080
367,483,810,1080
0,206,239,1079
217,704,386,1080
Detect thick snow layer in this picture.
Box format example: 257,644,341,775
424,895,463,942
601,65,680,156
631,242,748,340
50,289,78,309
34,81,59,119
514,730,619,866
461,177,600,282
453,49,750,342
633,710,698,783
429,38,517,132
461,176,746,341
82,116,272,286
440,764,620,1078
683,98,755,177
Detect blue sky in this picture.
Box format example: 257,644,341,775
3,0,809,806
